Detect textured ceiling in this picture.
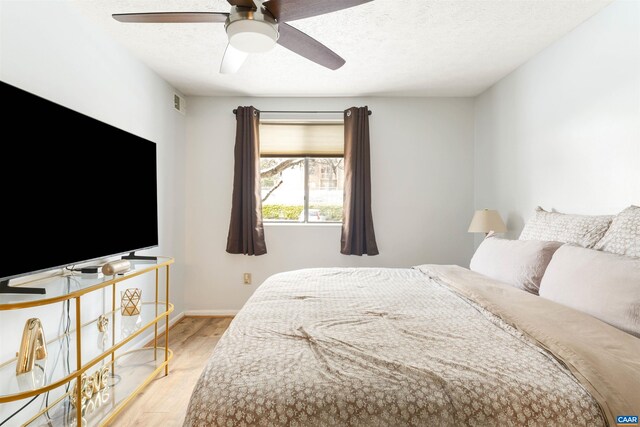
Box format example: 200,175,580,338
74,0,612,97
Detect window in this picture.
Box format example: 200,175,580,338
259,122,344,223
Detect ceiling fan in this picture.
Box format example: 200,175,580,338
113,0,372,74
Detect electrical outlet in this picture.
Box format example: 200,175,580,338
243,273,252,285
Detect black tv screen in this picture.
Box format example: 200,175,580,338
0,81,158,281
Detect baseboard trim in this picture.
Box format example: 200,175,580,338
184,309,238,317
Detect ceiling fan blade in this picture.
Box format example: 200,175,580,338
227,0,256,9
277,23,345,70
112,12,228,23
220,44,249,74
264,0,372,22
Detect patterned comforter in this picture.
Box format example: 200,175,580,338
184,266,640,426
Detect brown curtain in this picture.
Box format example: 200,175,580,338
341,106,379,256
226,106,267,255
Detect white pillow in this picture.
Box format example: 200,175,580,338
539,245,640,337
594,205,640,258
470,237,563,294
519,207,612,248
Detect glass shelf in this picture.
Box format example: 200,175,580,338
0,258,173,310
24,347,173,427
0,302,173,401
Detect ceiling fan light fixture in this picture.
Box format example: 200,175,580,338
112,0,373,72
227,19,278,53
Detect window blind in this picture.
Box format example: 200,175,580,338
260,122,344,157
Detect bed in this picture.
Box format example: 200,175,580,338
183,265,640,426
185,206,640,426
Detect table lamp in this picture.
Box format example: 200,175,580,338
468,209,507,236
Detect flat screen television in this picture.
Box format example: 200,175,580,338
0,81,158,293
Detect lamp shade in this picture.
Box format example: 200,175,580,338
468,209,507,233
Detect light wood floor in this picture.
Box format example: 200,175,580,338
112,316,233,426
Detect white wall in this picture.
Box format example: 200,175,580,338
474,0,640,240
0,1,186,423
185,97,475,312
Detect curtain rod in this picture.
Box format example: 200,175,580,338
232,109,372,116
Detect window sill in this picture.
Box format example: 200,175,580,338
264,222,342,227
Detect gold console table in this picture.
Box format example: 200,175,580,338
0,257,174,426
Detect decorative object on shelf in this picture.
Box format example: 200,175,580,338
468,209,508,236
102,259,131,276
121,288,142,316
97,314,109,332
16,363,46,391
121,314,143,336
98,330,110,352
16,318,48,375
70,365,111,408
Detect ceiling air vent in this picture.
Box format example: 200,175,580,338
174,93,186,115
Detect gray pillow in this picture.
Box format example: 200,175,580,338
519,206,613,248
470,237,563,294
594,205,640,258
539,245,640,337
